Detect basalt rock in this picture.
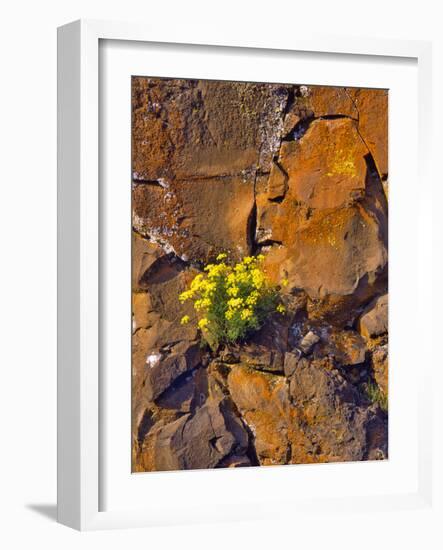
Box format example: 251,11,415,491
132,80,388,471
132,78,289,181
314,328,367,366
258,118,388,319
227,365,290,466
371,344,388,396
133,175,256,263
358,293,388,340
287,358,387,463
151,392,249,471
143,341,201,402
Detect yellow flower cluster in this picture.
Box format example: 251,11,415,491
198,318,209,329
178,253,286,348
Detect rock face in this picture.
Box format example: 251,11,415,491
131,78,388,471
358,294,388,340
287,357,387,463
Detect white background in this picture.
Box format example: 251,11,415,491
1,0,442,548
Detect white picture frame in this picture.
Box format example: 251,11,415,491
57,19,434,531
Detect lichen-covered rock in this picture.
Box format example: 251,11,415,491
371,344,388,396
235,315,291,373
280,118,368,211
227,365,290,465
358,294,388,339
258,118,388,313
133,175,255,262
347,88,388,178
132,78,289,181
298,330,321,354
142,341,201,401
314,329,367,365
151,394,249,471
293,85,358,125
131,79,389,472
287,358,387,463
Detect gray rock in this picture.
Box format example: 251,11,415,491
299,330,320,354
144,341,201,401
239,347,284,373
314,329,367,366
153,397,249,470
283,351,301,377
288,357,388,463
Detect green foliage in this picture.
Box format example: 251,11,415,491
179,254,287,350
365,381,388,412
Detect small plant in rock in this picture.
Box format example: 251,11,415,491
365,381,388,412
179,254,287,351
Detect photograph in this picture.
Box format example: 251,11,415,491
131,77,389,472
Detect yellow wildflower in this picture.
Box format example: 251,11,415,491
227,273,237,285
240,308,253,320
180,315,190,325
251,269,265,289
281,278,289,287
225,310,234,320
276,304,286,314
198,318,209,329
246,292,258,305
216,252,227,261
179,290,194,302
205,264,226,279
227,286,239,297
227,297,243,309
190,274,204,291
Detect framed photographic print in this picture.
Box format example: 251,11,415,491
58,20,434,530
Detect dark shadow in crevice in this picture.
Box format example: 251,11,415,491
247,200,258,255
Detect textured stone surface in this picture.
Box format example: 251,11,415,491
315,329,367,365
227,365,290,465
142,341,201,401
131,79,388,471
287,358,387,463
133,175,256,263
258,117,388,314
347,88,388,178
371,344,388,396
152,396,249,471
358,294,388,339
132,78,289,180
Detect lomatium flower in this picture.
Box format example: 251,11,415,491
240,308,253,320
251,269,265,289
180,315,190,325
227,285,239,297
227,297,243,309
246,291,259,306
178,253,282,349
198,318,209,329
179,290,194,303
